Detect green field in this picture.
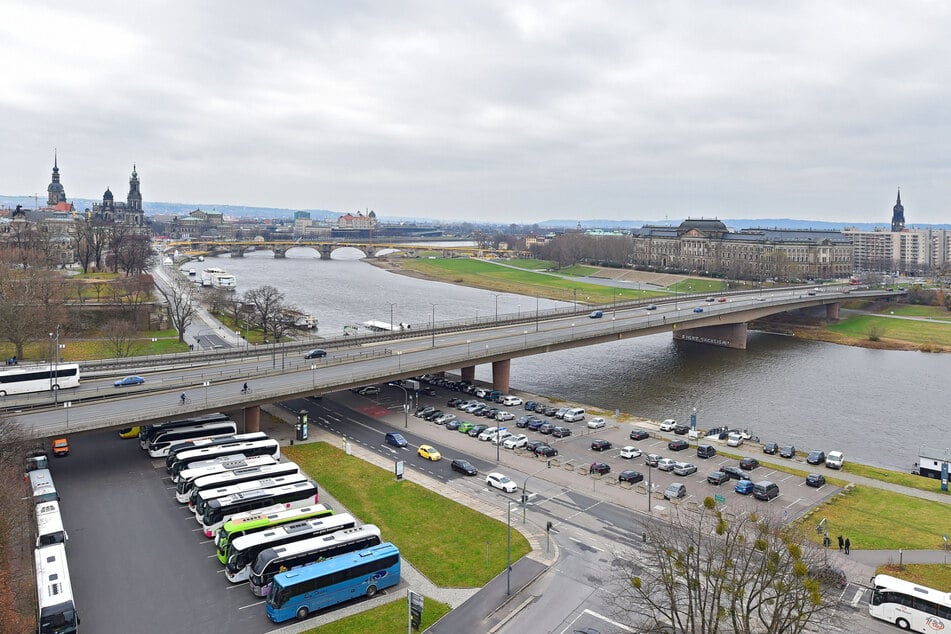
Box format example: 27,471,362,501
505,258,558,271
844,463,949,495
877,564,951,593
825,314,951,347
666,278,728,294
0,328,188,362
284,443,531,588
877,304,951,321
558,264,600,277
300,595,452,633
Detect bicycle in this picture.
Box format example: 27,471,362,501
240,384,252,394
179,394,191,405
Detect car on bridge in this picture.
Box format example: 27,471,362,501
693,307,704,313
303,348,327,359
589,310,603,318
646,304,657,310
114,375,145,387
450,459,477,476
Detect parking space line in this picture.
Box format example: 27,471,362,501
237,600,267,610
784,498,802,509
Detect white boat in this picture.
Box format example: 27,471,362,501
294,314,318,329
201,267,237,290
188,268,197,276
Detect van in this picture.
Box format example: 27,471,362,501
563,408,586,422
659,419,677,432
753,481,779,501
825,451,844,469
697,444,717,459
664,483,687,500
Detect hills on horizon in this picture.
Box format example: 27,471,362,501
2,194,947,232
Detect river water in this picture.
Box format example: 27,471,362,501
194,250,950,472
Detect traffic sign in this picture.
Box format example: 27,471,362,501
714,494,725,503
409,590,424,629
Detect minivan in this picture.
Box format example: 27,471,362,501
825,451,844,469
563,408,586,422
659,419,677,432
697,444,717,459
753,481,779,501
664,483,687,500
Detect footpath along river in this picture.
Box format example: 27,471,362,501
194,251,950,472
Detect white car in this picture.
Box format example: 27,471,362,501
495,411,515,422
587,417,606,429
478,427,499,441
486,472,517,493
491,431,513,445
657,458,678,472
502,396,523,406
659,419,677,432
619,446,642,459
503,434,528,449
727,433,744,447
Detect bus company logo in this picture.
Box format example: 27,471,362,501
925,617,945,630
371,570,388,582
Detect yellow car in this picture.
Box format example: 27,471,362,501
118,426,141,439
417,445,441,461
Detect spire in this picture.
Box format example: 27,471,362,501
896,187,901,205
54,149,58,170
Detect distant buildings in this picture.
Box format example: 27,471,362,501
91,165,145,227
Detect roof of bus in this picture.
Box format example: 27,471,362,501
273,541,398,584
874,574,951,605
231,513,356,549
222,504,331,532
259,524,381,560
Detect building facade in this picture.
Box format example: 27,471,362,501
92,166,145,226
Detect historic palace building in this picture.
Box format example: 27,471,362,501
92,165,145,226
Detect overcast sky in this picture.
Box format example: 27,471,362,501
2,1,948,225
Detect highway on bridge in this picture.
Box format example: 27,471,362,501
2,286,897,438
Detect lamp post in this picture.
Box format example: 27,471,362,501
494,294,501,321
517,303,520,317
467,339,471,355
392,382,410,428
507,501,513,595
523,330,528,346
311,363,317,388
535,295,540,332
431,304,436,348
571,322,575,338
397,350,401,370
387,302,396,332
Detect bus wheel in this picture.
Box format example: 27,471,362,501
0,390,5,397
896,618,910,630
366,585,378,597
296,607,309,620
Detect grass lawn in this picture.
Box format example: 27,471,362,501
877,304,951,321
400,258,664,304
0,330,188,362
284,443,531,588
558,264,600,277
300,595,452,634
801,486,951,550
877,564,951,592
825,314,951,347
844,463,949,496
665,278,728,294
505,259,557,271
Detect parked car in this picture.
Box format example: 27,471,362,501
527,419,546,431
478,426,499,441
486,472,517,493
668,439,689,451
503,434,528,449
535,445,558,458
417,445,441,461
630,429,650,441
516,416,532,428
538,422,555,435
780,445,796,458
806,450,826,465
423,409,444,421
502,396,522,406
491,431,513,446
646,304,657,310
554,407,569,420
805,473,827,488
523,400,538,411
552,426,572,438
657,458,677,472
618,470,644,484
468,424,489,437
495,411,515,422
450,459,477,476
763,442,778,455
457,421,474,434
664,483,687,500
447,398,461,407
591,439,612,452
587,417,606,429
659,419,677,432
619,446,642,459
52,438,70,457
734,480,754,495
525,440,547,453
739,457,760,470
435,413,456,425
416,406,436,418
446,420,462,431
384,432,407,448
697,444,717,459
673,424,691,435
721,466,750,481
645,453,662,467
674,462,698,476
114,375,145,387
303,348,327,359
753,481,779,501
826,451,844,469
707,471,730,485
542,405,558,416
589,462,611,475
726,432,744,447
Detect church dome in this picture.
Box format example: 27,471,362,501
677,218,727,235
103,188,114,200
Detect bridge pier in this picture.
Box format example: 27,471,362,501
491,359,511,393
244,405,261,433
673,322,748,350
318,245,333,260
826,302,840,320
461,366,475,383
230,248,244,258
273,248,286,258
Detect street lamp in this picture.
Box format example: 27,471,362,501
535,295,540,332
507,501,513,596
311,363,317,387
467,339,471,355
494,294,501,321
523,330,528,346
431,304,436,348
397,350,401,370
571,322,575,338
387,302,396,332
392,382,410,428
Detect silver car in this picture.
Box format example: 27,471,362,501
673,462,698,476
657,458,678,472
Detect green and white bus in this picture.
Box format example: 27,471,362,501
192,473,309,519
200,480,320,538
224,513,357,583
215,503,334,564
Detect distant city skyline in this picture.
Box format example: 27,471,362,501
2,2,948,224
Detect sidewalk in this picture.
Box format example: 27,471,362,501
152,264,245,348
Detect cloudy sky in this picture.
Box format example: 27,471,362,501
1,1,948,225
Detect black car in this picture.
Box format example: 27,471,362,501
450,459,478,476
618,470,643,484
469,424,489,437
552,426,572,438
303,348,327,359
527,419,545,431
721,466,750,480
516,416,531,428
421,387,437,397
805,473,826,488
591,439,612,451
424,409,444,421
446,420,462,431
535,445,558,458
447,398,461,408
525,439,547,453
806,450,826,465
763,442,778,455
629,429,650,441
415,406,436,419
524,400,538,411
780,445,796,459
673,424,690,435
668,439,689,451
707,471,730,485
590,462,611,475
739,457,760,470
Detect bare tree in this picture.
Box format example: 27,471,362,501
114,233,155,276
607,498,840,634
0,250,69,359
156,276,197,343
103,318,139,358
243,285,286,341
109,274,154,326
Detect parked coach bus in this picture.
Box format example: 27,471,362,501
164,431,268,469
138,413,230,450
265,542,399,623
0,363,80,397
224,513,357,583
200,480,319,538
870,574,951,631
215,504,334,564
29,469,59,504
36,543,80,633
35,500,68,548
192,473,309,518
183,461,301,506
174,455,279,502
250,524,383,597
168,437,280,478
146,420,238,458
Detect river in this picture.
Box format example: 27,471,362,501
191,250,950,472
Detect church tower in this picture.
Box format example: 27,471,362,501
126,165,144,226
891,189,905,232
46,151,67,206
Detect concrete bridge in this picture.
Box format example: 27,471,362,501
3,286,901,438
166,239,514,260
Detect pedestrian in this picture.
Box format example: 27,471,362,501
838,535,844,551
844,537,851,555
